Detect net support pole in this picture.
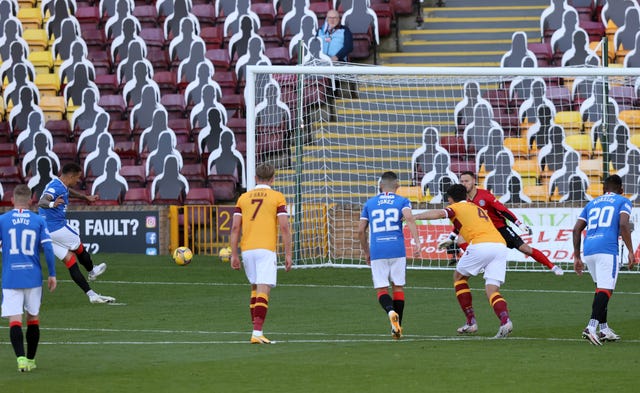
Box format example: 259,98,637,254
601,37,610,178
245,68,257,190
293,40,305,264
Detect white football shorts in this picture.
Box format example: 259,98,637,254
456,242,508,286
370,257,406,289
242,249,278,287
2,287,43,318
49,225,82,260
583,253,620,290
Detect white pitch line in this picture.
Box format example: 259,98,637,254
1,336,639,345
1,327,639,344
53,279,640,296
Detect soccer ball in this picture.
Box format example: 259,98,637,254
218,246,232,263
173,246,193,266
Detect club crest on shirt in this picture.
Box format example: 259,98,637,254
478,200,486,207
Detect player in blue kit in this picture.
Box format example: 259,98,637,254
1,185,57,372
572,175,636,345
37,163,115,304
358,171,421,339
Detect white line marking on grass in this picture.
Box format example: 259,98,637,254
2,327,639,345
54,279,640,296
3,336,638,345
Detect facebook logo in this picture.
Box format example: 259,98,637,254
146,232,157,245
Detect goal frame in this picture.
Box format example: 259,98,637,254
245,65,640,270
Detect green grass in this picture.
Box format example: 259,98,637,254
1,255,638,392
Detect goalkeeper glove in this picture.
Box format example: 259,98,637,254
437,232,458,250
515,220,532,236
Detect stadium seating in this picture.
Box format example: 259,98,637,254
4,0,636,209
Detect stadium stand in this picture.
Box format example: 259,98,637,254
2,0,636,207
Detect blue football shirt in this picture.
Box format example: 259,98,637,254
360,192,412,259
578,192,632,256
0,209,56,289
38,177,69,232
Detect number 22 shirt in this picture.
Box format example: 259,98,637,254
361,192,412,259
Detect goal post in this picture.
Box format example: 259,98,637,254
245,65,640,271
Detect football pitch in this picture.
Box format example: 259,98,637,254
0,254,638,392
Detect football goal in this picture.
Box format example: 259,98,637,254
245,65,640,271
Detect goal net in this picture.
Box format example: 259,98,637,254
245,65,640,271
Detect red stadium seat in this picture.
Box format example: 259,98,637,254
527,42,553,67
201,26,224,50
258,25,283,47
52,142,78,161
208,175,238,202
161,94,187,119
483,89,511,109
265,47,293,65
75,6,101,26
181,162,207,187
122,187,151,205
251,3,276,25
546,85,573,112
205,49,232,70
213,71,237,90
95,74,120,95
0,165,24,184
390,0,415,15
177,142,200,163
140,28,167,48
371,3,394,38
184,187,215,205
46,119,73,142
98,95,127,120
350,34,372,60
133,5,159,28
192,4,217,27
109,120,133,142
0,143,19,160
114,141,139,162
120,165,146,187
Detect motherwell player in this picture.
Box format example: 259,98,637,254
441,171,563,275
415,184,513,338
230,163,293,344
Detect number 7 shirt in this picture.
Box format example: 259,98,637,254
234,184,288,252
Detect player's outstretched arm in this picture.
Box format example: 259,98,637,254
229,215,242,271
413,209,447,221
278,214,292,272
69,188,99,202
572,219,586,276
490,197,532,235
403,207,421,257
619,213,636,270
357,219,371,265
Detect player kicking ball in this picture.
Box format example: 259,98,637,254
415,184,513,338
358,171,421,339
37,163,114,304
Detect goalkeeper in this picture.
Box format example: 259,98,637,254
438,171,563,276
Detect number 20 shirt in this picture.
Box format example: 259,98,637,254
361,192,412,259
578,192,632,256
